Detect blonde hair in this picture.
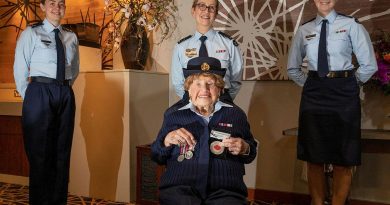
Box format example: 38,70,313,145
184,72,224,91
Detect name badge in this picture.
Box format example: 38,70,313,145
305,34,317,40
216,49,226,53
335,29,347,33
210,130,230,156
41,40,52,46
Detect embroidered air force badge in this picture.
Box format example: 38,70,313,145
185,48,197,58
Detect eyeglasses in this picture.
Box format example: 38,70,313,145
196,3,217,13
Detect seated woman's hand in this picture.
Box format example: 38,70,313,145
222,137,250,155
164,128,197,148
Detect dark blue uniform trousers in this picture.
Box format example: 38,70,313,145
22,81,75,205
159,185,247,205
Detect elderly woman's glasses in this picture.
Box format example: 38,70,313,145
196,3,216,13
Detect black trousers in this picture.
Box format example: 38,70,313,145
22,80,75,205
159,185,247,205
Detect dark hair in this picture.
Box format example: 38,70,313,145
192,0,219,13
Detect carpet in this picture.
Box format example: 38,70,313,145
0,182,291,205
0,182,131,205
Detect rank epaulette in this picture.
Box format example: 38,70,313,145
337,13,353,18
337,13,360,24
178,35,192,44
62,26,74,33
31,22,43,28
302,17,315,25
218,31,239,46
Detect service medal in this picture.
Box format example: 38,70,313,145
210,141,224,155
185,150,193,159
177,154,185,162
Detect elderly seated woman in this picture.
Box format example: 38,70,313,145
151,57,258,205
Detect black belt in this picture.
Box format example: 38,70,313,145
30,76,71,86
308,70,354,78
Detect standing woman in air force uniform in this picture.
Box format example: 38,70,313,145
171,0,243,104
287,0,377,204
13,0,79,204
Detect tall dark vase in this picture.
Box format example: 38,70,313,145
120,24,149,70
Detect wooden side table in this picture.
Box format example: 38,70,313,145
136,144,165,205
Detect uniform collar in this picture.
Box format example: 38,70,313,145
178,100,233,116
43,18,63,33
315,9,337,25
194,28,217,41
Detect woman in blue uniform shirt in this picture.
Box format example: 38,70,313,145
152,57,257,205
13,0,79,204
287,0,377,205
171,0,243,103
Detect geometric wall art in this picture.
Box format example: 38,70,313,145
214,0,390,80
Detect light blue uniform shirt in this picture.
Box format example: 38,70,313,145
287,10,377,86
14,18,79,98
179,100,233,124
171,29,243,99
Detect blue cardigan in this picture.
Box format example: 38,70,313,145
151,104,258,198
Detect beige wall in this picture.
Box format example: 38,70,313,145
129,70,169,201
70,70,169,203
71,70,130,202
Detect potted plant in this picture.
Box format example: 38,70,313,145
104,0,178,70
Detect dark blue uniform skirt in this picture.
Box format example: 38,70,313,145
298,75,361,166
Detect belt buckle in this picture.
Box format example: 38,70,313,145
326,72,335,78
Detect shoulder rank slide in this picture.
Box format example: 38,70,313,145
62,26,74,33
337,13,353,18
178,35,192,44
31,22,43,28
218,31,238,46
302,17,315,25
337,13,360,23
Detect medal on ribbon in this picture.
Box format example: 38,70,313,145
177,143,195,161
185,150,193,159
177,143,185,162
